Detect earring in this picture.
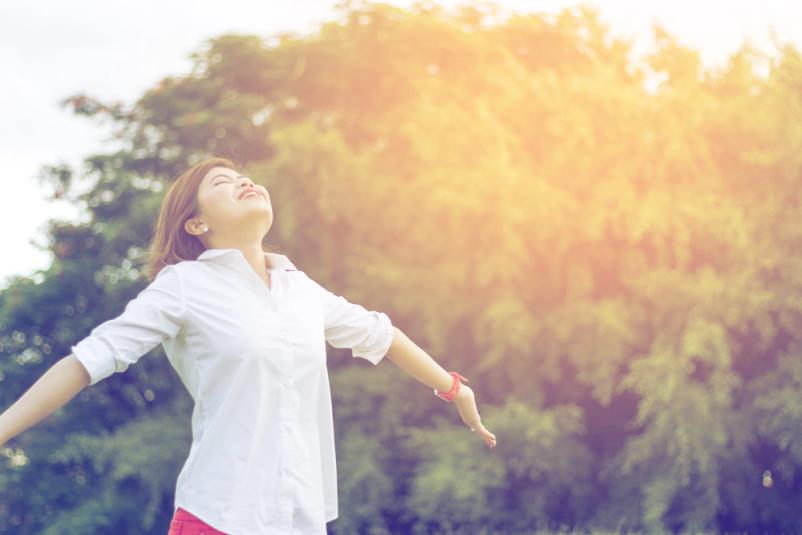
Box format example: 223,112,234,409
202,225,209,233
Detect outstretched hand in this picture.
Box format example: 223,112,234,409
453,384,497,449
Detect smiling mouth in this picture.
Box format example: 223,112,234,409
239,191,264,200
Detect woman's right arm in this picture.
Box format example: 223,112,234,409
0,353,90,446
0,263,186,446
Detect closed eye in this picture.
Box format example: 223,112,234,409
212,174,248,186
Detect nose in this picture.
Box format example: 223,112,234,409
237,177,256,188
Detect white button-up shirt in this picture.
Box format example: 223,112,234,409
70,248,395,534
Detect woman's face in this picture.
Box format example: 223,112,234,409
188,166,273,244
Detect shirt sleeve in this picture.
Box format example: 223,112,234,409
70,263,186,386
301,272,394,365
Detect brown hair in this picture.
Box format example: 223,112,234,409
144,156,277,282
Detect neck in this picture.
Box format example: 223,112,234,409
241,245,272,286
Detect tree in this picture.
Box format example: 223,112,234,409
2,1,801,532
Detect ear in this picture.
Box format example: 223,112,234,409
184,218,207,237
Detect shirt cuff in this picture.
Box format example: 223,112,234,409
351,312,394,365
71,337,117,387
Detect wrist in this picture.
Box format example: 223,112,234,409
454,383,472,403
433,371,469,402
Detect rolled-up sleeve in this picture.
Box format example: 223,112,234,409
302,272,394,365
70,264,186,386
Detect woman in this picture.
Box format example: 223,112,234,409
0,156,496,534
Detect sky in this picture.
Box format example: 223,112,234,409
2,0,801,289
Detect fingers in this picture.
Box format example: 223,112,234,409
469,422,497,448
452,385,494,447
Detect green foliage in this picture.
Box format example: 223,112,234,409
1,1,801,532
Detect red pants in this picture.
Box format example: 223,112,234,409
167,506,229,535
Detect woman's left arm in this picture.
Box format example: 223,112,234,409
386,327,497,449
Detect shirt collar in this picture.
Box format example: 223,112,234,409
196,248,297,271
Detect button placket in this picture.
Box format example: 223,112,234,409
229,253,301,528
279,366,299,478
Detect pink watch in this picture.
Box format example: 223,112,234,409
434,371,469,402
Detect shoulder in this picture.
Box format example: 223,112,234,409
283,267,314,287
151,262,183,284
148,260,195,294
166,258,206,279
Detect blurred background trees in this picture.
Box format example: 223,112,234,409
1,1,801,533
